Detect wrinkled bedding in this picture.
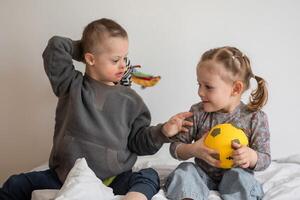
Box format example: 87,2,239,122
31,154,300,200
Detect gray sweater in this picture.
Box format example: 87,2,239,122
43,36,169,182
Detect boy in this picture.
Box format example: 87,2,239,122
0,18,192,200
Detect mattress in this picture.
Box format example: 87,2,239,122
31,154,300,200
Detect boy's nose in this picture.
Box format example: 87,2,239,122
120,59,126,69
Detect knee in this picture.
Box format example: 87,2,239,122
2,174,26,190
139,168,159,179
167,162,198,184
135,168,159,185
130,168,160,198
224,168,251,180
175,162,196,174
220,168,263,199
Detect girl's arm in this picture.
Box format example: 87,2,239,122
173,134,221,167
232,110,271,170
250,111,271,170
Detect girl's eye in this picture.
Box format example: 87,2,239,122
206,85,214,90
112,59,119,63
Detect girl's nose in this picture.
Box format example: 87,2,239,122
198,87,204,98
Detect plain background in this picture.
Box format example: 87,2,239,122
1,0,300,184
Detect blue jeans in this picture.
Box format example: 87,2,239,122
110,168,160,200
0,168,159,200
0,169,62,200
164,162,264,200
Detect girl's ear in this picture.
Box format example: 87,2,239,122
84,53,95,66
232,80,244,96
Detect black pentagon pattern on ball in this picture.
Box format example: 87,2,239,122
212,153,220,161
226,156,233,160
211,128,221,137
231,139,240,144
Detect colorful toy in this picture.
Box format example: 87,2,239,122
204,123,249,169
119,61,161,88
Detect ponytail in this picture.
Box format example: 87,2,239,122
247,75,268,111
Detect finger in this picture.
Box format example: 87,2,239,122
232,148,245,156
199,132,209,142
234,158,247,167
206,155,221,167
177,112,193,119
240,162,250,168
233,153,245,161
231,141,241,150
205,147,219,155
182,120,193,127
203,132,209,138
181,127,189,132
236,159,248,168
232,150,241,157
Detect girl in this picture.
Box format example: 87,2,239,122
164,46,271,200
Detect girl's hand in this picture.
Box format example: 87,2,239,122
162,112,193,137
192,133,221,168
232,142,258,169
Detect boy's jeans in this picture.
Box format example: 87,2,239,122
0,169,62,200
0,168,159,200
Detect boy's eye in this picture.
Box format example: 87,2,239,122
112,57,129,64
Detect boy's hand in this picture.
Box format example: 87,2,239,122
162,112,193,137
232,142,258,169
192,133,221,167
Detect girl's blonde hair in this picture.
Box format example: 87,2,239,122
197,46,268,111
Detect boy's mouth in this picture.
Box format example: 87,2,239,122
116,72,124,78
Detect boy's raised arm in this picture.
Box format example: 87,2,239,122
42,36,81,97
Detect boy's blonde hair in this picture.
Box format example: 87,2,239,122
81,18,128,55
197,46,268,111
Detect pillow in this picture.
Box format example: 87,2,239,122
54,158,115,200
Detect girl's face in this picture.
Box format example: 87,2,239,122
87,36,129,85
197,61,237,113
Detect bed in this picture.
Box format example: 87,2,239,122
31,154,300,200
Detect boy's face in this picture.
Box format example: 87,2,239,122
86,36,129,85
197,61,236,113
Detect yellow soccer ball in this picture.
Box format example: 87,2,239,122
204,123,249,169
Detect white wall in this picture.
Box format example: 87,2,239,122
1,0,300,184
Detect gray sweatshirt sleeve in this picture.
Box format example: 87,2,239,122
127,97,170,155
250,111,271,171
42,36,82,97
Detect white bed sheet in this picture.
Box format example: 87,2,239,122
31,154,300,200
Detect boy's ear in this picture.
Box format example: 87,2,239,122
84,53,95,66
232,80,244,96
